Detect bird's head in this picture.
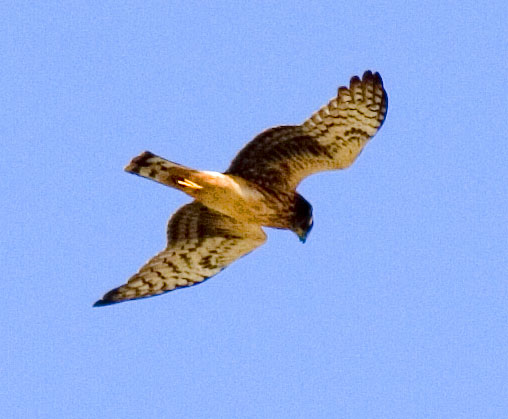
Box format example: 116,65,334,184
292,195,314,243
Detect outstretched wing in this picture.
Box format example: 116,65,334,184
94,202,266,306
226,71,387,191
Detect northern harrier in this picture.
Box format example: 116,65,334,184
94,71,388,306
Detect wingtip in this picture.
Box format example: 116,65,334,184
93,299,118,308
358,70,383,86
362,70,373,78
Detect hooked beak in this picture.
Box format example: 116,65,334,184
298,231,308,244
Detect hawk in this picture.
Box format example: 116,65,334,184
94,71,388,306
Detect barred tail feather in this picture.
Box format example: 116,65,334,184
125,151,201,191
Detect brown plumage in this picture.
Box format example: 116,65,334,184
94,71,388,306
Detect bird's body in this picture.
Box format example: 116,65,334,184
126,152,292,227
94,71,388,306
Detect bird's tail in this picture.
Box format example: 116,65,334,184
125,151,204,193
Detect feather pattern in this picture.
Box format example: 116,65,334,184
226,71,387,190
94,202,266,305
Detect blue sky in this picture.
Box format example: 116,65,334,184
1,1,507,418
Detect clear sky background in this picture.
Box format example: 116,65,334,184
1,1,507,418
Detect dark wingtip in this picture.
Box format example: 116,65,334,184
93,299,118,308
359,70,384,88
373,71,383,85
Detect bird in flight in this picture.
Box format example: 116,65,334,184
94,71,388,306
